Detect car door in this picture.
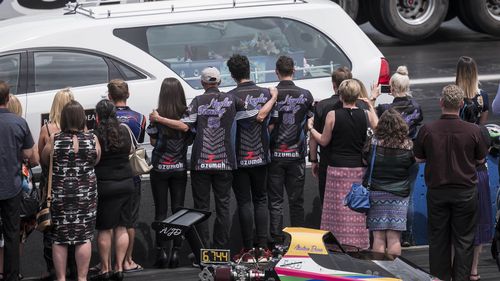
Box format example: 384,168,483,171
25,49,147,140
0,51,28,116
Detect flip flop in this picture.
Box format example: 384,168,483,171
123,264,144,273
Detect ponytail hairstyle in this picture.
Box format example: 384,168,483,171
390,66,410,97
95,99,122,152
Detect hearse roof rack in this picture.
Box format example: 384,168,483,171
65,0,307,19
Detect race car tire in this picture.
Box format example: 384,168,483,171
466,0,500,36
378,0,449,41
331,0,359,21
367,0,394,37
214,266,231,281
457,0,484,33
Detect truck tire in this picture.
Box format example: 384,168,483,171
355,0,369,25
444,0,457,21
457,0,484,33
378,0,449,41
332,0,359,21
467,0,500,36
367,0,394,36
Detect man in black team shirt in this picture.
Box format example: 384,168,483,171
308,67,351,205
182,67,258,249
226,54,278,261
268,56,314,246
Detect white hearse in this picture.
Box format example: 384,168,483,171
0,0,388,140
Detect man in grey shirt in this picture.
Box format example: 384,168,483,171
0,81,34,281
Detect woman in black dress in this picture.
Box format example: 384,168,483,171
93,100,135,281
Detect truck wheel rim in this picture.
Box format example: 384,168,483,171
396,0,436,25
487,0,500,21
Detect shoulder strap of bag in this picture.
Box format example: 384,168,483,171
45,122,51,136
366,139,377,187
121,123,139,149
46,137,54,206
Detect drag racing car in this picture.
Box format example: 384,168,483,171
198,227,439,281
152,209,439,281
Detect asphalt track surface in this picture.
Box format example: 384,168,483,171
19,19,500,280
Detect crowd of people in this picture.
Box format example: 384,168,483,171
0,54,496,281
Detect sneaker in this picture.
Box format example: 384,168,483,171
233,248,257,263
257,248,273,263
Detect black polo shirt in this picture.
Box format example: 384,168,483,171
0,108,34,200
270,80,314,162
313,95,339,164
413,114,488,189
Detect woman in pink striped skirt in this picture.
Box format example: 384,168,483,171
308,79,378,249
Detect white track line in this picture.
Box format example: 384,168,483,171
411,74,500,85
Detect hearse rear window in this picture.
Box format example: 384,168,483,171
114,17,351,89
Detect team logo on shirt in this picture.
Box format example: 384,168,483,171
200,154,226,169
240,151,263,166
199,98,233,129
245,93,268,110
277,94,307,125
198,98,233,117
157,157,184,170
273,144,299,158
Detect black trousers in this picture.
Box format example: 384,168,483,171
427,187,477,281
318,161,328,205
0,191,21,281
150,170,187,248
191,171,233,249
267,161,305,244
233,165,268,249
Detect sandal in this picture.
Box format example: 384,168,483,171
470,274,481,281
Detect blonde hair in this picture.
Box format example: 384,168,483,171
455,56,479,99
441,84,464,110
352,78,368,99
49,88,74,127
6,94,22,116
338,79,360,104
390,66,410,96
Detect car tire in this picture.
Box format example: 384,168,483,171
367,0,394,37
378,0,449,41
331,0,359,21
466,0,500,36
355,0,369,25
457,0,484,33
